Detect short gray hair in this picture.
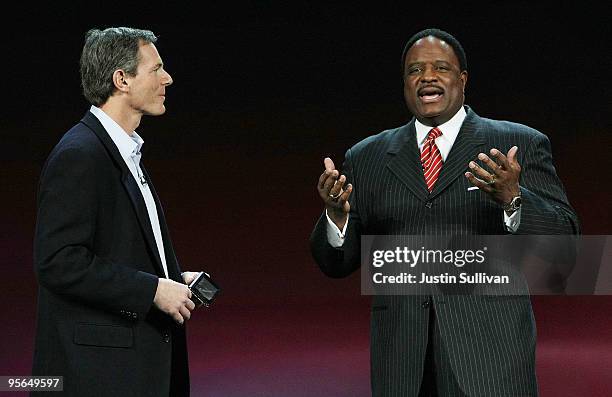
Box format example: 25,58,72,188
80,27,158,106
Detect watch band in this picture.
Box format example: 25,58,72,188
503,195,522,212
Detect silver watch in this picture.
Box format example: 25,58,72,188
503,195,522,213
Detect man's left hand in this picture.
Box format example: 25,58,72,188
465,146,521,206
182,271,201,285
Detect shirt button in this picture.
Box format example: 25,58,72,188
422,300,431,309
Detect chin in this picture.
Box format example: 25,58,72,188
417,110,442,121
145,106,166,116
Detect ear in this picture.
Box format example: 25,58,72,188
111,69,130,93
460,70,468,93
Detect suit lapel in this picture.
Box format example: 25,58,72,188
429,108,486,199
385,107,487,202
80,111,167,278
386,122,430,202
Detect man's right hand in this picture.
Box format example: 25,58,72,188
153,278,195,325
317,157,353,230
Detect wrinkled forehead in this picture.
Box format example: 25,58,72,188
137,42,162,65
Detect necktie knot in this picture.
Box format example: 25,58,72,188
426,127,442,141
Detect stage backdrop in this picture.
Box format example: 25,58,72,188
1,3,611,396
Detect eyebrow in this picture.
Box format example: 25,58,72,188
151,62,164,71
407,60,452,65
406,60,453,69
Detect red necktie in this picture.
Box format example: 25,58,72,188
421,127,443,192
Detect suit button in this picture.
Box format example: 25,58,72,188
422,300,431,309
425,201,433,208
163,332,171,343
131,312,138,320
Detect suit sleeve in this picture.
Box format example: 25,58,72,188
310,148,363,278
517,133,580,234
34,147,159,317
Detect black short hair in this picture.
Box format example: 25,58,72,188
401,28,467,77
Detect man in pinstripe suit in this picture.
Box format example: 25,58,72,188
310,28,578,396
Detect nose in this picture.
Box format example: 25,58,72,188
420,65,437,83
162,69,173,86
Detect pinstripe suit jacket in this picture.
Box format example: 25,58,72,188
310,106,579,396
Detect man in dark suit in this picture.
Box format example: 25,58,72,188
33,27,204,396
310,28,578,396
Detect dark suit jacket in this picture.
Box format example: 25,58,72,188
310,106,579,397
32,111,189,396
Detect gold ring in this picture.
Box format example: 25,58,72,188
329,191,343,199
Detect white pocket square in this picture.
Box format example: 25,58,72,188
467,186,479,191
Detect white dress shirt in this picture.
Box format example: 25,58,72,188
326,106,521,246
90,106,169,278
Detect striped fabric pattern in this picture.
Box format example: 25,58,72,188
420,127,443,192
310,106,579,397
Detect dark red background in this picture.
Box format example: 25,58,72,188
2,3,611,396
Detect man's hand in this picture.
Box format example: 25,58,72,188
181,271,200,285
317,157,353,229
465,146,521,206
182,271,211,285
153,278,195,325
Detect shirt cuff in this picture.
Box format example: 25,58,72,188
503,207,522,233
325,210,349,247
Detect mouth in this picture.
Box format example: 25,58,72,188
418,86,444,103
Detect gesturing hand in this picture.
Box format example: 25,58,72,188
465,146,521,206
317,157,353,229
